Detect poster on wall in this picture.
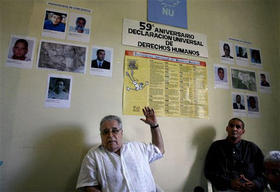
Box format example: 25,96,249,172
219,41,234,64
214,64,229,89
232,92,246,117
122,18,208,58
231,68,257,92
90,46,113,77
37,40,87,74
246,94,260,118
67,12,91,42
45,74,72,108
250,48,262,68
259,72,271,93
42,9,68,39
148,0,187,28
235,44,248,66
123,50,208,118
6,35,36,69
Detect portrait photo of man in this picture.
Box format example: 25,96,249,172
48,77,70,100
247,95,259,112
75,17,86,33
91,49,111,70
10,39,29,61
221,43,233,59
217,67,225,81
6,35,36,68
260,73,270,87
232,94,245,110
236,46,248,58
43,10,67,32
250,49,261,64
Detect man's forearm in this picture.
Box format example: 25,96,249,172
151,125,165,154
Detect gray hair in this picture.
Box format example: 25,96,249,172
264,151,280,162
100,115,122,131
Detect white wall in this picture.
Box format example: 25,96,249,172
1,0,279,191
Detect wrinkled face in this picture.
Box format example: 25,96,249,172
13,42,28,60
51,14,61,25
223,44,230,56
218,69,224,80
265,161,280,188
226,119,244,141
100,120,123,153
97,51,105,61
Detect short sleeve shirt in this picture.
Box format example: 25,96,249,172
76,142,163,192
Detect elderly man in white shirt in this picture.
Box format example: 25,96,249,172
76,107,165,192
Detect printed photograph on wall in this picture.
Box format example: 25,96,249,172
214,64,229,89
246,94,260,117
259,72,271,93
231,68,257,91
42,9,67,39
67,12,91,42
235,45,248,66
37,40,87,74
232,92,246,117
45,74,72,108
219,41,234,64
250,48,262,68
6,35,36,68
90,46,113,77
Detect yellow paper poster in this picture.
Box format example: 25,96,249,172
123,50,208,118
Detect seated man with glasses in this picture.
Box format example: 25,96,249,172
76,107,164,192
204,118,265,192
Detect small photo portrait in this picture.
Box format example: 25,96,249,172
231,68,257,91
45,74,72,108
37,40,87,74
260,73,270,87
250,48,262,64
67,12,91,42
232,93,246,110
219,41,234,58
48,77,70,100
43,10,67,32
90,46,113,77
235,45,248,58
91,48,111,70
42,9,67,39
6,35,36,68
215,66,228,82
247,95,259,112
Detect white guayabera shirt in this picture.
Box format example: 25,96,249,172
76,142,163,192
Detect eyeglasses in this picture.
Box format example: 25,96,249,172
101,128,122,135
229,123,242,129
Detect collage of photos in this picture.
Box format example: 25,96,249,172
217,40,272,118
5,4,116,108
219,40,263,68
